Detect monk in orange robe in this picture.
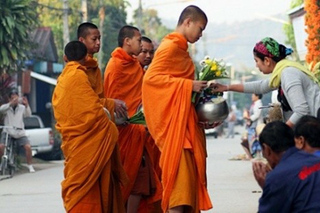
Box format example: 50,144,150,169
142,5,216,212
77,22,127,117
104,26,162,213
136,36,162,182
52,41,128,212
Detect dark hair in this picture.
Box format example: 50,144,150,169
254,93,263,99
294,115,320,148
259,121,294,153
141,36,152,43
64,41,87,61
77,22,98,39
118,25,139,47
177,5,207,26
9,89,19,97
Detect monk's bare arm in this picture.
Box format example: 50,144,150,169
100,98,127,119
193,80,208,93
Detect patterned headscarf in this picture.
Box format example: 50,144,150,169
254,37,293,59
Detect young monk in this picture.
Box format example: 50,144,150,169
136,36,155,71
142,5,217,212
77,22,127,118
52,40,128,212
104,26,162,213
136,35,162,210
137,35,162,177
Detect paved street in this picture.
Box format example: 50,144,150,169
0,161,65,213
0,125,261,213
206,125,261,213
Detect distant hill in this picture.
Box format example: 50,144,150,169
162,13,290,71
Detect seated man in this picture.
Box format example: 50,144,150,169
293,115,320,157
253,121,320,212
0,90,35,173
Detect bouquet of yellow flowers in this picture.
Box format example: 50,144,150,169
192,56,229,103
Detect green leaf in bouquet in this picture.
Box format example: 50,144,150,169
128,107,146,125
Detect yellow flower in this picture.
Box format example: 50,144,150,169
215,70,221,76
205,59,211,65
210,62,217,71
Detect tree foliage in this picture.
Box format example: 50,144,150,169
37,0,127,67
131,8,172,45
283,0,304,61
87,0,127,70
37,0,81,63
0,0,39,74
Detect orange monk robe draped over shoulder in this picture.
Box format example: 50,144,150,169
83,55,104,98
84,55,115,115
52,61,127,212
142,33,212,211
104,48,162,205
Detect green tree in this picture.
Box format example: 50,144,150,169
37,0,127,68
86,0,127,69
283,0,304,61
132,8,172,44
0,0,39,74
37,0,81,63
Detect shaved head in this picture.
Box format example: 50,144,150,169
77,22,98,39
118,25,140,47
177,5,207,26
141,36,152,44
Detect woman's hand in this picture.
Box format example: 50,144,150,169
209,82,228,92
193,80,208,93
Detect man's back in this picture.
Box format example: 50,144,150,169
259,147,320,213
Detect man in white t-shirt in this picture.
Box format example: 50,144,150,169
0,89,35,172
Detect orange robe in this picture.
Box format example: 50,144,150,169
83,55,104,98
146,135,162,182
142,32,212,212
83,55,115,112
104,48,162,209
52,61,127,212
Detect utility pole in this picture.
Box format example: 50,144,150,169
137,0,143,30
81,0,88,22
98,0,105,67
62,0,70,49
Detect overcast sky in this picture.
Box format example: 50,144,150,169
126,0,293,25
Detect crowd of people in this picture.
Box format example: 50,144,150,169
47,4,320,213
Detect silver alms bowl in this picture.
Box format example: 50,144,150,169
196,97,229,124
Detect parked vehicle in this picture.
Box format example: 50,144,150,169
24,115,62,160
